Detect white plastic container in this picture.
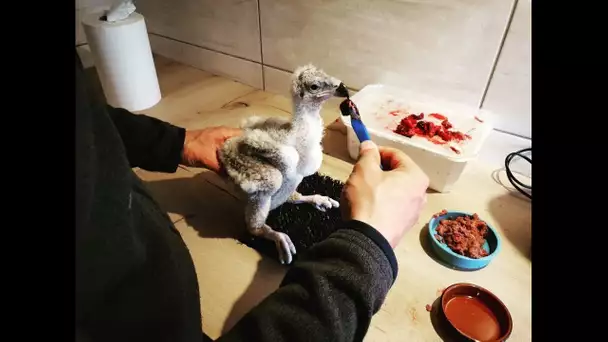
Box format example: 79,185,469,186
340,85,492,193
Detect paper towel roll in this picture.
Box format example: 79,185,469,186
82,11,161,112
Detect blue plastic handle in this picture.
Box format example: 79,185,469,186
352,119,384,170
351,119,371,142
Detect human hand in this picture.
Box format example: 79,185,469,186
341,141,429,248
181,126,242,172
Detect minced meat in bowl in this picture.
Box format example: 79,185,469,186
427,210,502,270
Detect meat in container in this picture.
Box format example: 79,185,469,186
339,85,492,193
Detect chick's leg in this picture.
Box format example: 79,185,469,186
287,191,340,212
245,195,296,264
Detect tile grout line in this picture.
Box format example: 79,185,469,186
147,32,360,91
262,63,292,74
149,32,263,66
477,0,519,109
147,31,528,141
256,0,266,90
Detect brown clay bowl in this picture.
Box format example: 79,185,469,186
439,283,513,341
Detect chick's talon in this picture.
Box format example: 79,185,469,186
275,232,296,265
312,195,340,211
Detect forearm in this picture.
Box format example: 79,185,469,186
106,106,185,172
218,220,398,342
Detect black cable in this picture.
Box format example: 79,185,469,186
505,148,531,200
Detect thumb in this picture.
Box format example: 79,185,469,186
220,127,243,141
357,140,381,167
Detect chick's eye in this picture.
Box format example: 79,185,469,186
310,84,319,91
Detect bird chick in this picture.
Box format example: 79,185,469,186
219,64,349,264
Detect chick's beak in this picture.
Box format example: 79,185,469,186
334,83,349,98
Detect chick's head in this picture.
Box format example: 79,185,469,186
291,64,349,103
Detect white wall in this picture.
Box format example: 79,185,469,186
76,0,531,140
139,0,531,140
480,0,531,138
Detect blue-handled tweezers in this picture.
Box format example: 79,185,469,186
339,99,383,170
340,99,371,142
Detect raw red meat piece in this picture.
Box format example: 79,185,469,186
392,111,471,153
429,113,446,121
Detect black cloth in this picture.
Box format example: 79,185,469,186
75,50,398,342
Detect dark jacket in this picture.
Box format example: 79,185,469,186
75,51,398,342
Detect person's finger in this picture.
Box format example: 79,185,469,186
357,140,381,169
224,127,243,135
219,127,243,140
378,146,418,172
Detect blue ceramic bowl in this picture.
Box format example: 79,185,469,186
428,211,501,270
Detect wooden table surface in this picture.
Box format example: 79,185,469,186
95,55,531,341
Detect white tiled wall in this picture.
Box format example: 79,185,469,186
259,0,513,108
76,0,531,141
137,0,262,63
75,8,87,46
480,0,531,138
148,35,263,89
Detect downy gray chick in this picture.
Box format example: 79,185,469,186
219,65,349,264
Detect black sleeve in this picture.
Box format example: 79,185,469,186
106,106,186,173
217,220,398,342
